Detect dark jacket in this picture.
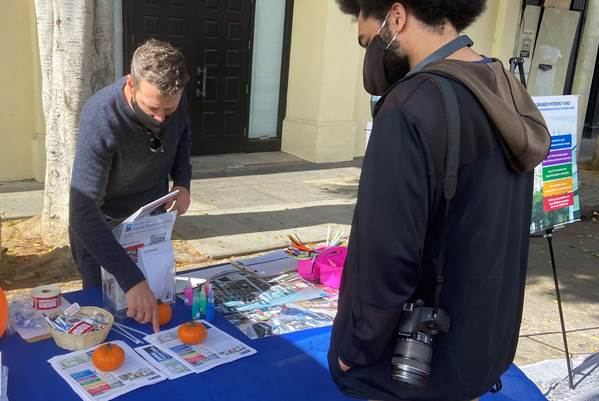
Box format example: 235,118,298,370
328,60,550,401
69,77,192,292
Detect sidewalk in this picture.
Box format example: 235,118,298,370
0,150,598,366
0,180,43,220
0,152,361,258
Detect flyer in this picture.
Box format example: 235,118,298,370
143,321,257,374
530,96,581,233
102,192,179,319
134,345,193,380
48,341,166,401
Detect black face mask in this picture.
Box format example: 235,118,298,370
131,96,164,135
363,34,411,96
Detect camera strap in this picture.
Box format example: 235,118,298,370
422,74,461,316
369,38,469,315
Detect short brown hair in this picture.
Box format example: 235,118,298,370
130,38,189,95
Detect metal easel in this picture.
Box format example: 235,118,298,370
510,57,575,389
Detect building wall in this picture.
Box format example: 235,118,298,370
0,0,44,182
285,0,523,161
281,0,361,163
0,0,532,183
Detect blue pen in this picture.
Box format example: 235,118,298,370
206,283,215,321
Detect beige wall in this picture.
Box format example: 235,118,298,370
284,0,523,161
466,0,521,64
0,0,526,179
282,0,361,163
0,0,45,182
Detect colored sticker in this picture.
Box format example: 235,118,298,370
543,164,573,181
549,134,572,151
544,193,574,212
543,178,573,197
543,149,572,167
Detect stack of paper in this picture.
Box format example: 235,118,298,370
1,352,9,401
102,191,179,318
49,323,258,400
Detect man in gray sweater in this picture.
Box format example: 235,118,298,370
69,39,192,332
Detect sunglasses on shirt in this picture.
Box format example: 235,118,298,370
145,129,164,153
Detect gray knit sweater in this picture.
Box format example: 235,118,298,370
69,77,191,292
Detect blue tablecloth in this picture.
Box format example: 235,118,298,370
1,287,546,401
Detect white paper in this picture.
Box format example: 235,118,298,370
138,242,175,302
134,345,193,380
123,191,179,224
0,366,7,401
178,265,239,281
102,209,178,313
48,341,166,401
174,276,206,295
10,296,71,341
116,211,176,247
144,321,257,374
232,250,297,277
175,265,239,297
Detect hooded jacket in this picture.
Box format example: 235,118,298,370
328,59,550,401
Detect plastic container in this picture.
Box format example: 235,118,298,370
297,246,347,289
184,278,193,306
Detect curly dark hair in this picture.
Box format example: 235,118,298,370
335,0,486,32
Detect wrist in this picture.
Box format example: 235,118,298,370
338,356,351,372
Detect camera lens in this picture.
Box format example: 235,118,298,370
391,332,434,390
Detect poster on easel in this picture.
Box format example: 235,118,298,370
530,95,581,234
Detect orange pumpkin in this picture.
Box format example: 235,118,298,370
92,343,125,371
0,287,7,338
157,299,172,326
178,321,208,345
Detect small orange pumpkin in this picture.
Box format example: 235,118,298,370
0,287,7,338
157,299,172,326
92,343,125,371
178,321,208,345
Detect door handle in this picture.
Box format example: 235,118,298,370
196,66,207,98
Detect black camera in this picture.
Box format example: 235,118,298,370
391,300,451,390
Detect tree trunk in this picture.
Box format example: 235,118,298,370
34,0,114,246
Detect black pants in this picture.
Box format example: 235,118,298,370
69,227,102,289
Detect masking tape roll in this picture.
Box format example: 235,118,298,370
31,285,61,310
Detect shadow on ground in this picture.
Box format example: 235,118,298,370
191,158,363,180
175,204,355,240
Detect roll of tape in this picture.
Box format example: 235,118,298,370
31,285,61,310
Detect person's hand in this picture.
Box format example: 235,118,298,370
125,280,160,333
165,186,190,215
338,357,351,372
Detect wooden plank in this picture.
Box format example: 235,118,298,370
544,0,572,9
528,8,580,96
515,5,543,77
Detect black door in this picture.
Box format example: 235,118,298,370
124,0,253,156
